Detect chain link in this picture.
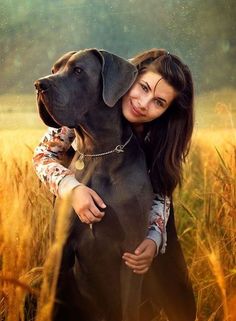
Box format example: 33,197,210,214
77,133,133,160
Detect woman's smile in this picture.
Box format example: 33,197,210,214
129,99,146,117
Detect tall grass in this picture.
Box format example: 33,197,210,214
175,129,236,321
0,130,52,320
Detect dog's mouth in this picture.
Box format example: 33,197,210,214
36,92,61,128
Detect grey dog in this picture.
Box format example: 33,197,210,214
35,49,154,321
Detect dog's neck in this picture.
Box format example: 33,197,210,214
74,101,133,154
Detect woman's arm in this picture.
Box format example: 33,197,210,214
122,195,171,274
146,194,171,254
32,126,106,222
32,126,79,196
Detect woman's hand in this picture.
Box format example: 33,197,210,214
122,239,158,274
71,185,106,224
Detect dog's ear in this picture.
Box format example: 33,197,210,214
95,50,138,107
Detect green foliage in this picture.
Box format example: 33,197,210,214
0,0,235,95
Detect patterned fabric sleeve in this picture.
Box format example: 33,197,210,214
146,194,171,254
32,126,78,196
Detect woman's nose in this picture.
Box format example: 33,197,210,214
138,95,150,110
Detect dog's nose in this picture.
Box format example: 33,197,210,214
34,79,50,92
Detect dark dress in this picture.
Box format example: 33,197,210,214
139,132,196,320
141,203,196,321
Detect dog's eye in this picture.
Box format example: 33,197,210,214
74,67,83,75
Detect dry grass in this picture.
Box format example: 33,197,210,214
175,129,236,321
0,130,52,320
0,88,236,320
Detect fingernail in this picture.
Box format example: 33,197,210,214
101,203,106,208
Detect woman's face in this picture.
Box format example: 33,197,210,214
122,71,177,124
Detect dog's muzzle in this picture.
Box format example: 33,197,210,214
34,79,51,94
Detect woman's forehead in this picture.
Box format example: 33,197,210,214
139,71,162,82
139,71,177,100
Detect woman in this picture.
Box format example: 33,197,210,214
33,48,196,320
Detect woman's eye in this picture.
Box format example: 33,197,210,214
74,67,82,75
140,83,148,92
154,99,164,107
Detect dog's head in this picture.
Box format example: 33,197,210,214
34,49,138,128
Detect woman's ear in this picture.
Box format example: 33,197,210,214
95,50,138,107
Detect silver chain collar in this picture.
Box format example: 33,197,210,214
77,133,133,161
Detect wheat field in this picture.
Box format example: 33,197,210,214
0,92,236,320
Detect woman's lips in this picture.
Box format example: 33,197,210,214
130,100,145,117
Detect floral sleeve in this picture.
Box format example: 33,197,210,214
32,126,77,196
146,194,171,254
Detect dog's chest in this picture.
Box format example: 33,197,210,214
74,156,153,213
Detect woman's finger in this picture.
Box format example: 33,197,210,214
89,189,107,209
133,267,149,275
78,214,90,224
123,256,148,266
79,209,101,223
89,203,105,218
125,261,148,270
123,252,149,261
85,209,103,223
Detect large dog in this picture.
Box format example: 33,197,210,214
35,49,154,321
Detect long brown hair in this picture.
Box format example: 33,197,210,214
131,49,194,197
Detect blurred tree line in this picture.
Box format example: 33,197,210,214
0,0,235,95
